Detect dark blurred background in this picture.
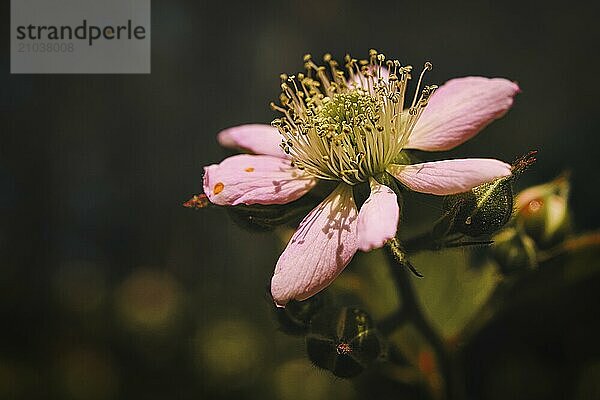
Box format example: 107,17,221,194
1,0,599,399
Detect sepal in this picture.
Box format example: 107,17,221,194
274,295,326,336
515,173,571,249
491,227,538,273
442,177,514,237
306,307,384,378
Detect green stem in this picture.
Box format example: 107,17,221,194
458,230,600,344
402,231,440,254
377,308,410,336
384,245,465,400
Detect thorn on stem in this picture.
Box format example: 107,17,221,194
406,260,424,278
387,237,424,278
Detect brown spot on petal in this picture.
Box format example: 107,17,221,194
213,182,224,195
245,167,255,172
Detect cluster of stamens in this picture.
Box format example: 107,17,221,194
271,49,437,185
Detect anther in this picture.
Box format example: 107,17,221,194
270,50,440,185
411,62,433,108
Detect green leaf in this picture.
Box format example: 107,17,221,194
409,249,501,340
332,250,401,321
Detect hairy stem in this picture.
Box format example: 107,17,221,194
384,245,465,400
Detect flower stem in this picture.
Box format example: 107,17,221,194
402,231,440,254
384,244,465,400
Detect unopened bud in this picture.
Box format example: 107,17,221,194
306,307,383,378
442,178,514,237
515,174,571,249
491,227,537,273
274,295,325,336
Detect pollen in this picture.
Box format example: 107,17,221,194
271,50,437,185
213,182,224,195
245,167,255,172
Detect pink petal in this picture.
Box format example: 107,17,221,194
271,184,359,306
406,77,520,151
217,124,289,159
357,179,399,251
203,154,317,206
387,159,512,195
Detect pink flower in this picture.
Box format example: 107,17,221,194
202,51,519,306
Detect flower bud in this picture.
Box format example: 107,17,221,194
306,307,383,378
274,296,325,336
491,227,537,273
515,174,571,249
442,178,514,237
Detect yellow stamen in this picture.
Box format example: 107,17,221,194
271,51,437,185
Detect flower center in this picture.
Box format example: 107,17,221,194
272,50,437,185
316,91,381,136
